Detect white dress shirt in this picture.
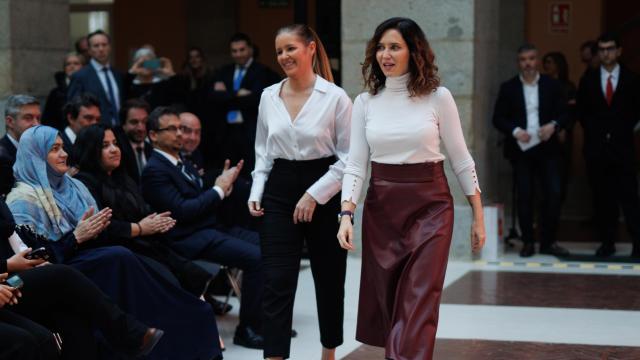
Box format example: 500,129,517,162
600,63,620,94
64,126,77,144
512,73,541,138
153,149,224,199
342,73,480,204
90,58,121,111
6,133,18,149
249,75,352,204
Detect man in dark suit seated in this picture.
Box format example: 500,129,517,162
68,30,124,127
60,93,101,156
210,33,281,176
115,99,154,184
493,44,570,258
141,107,264,349
577,32,640,258
0,95,41,196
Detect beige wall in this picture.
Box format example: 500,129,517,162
526,0,602,84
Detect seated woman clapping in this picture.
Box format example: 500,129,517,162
72,123,216,297
5,125,221,360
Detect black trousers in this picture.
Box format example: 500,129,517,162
260,157,347,359
0,309,58,360
514,146,562,246
8,264,147,359
586,160,640,249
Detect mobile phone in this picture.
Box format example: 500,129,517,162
25,247,50,261
6,275,24,289
141,58,161,70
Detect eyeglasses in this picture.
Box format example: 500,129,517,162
155,125,181,133
598,45,618,53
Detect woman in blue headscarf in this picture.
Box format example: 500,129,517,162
6,125,221,360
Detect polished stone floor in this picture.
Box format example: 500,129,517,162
216,241,640,359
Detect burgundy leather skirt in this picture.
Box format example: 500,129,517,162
356,161,454,360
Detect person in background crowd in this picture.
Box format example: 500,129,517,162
580,40,600,76
493,44,569,258
177,47,215,122
577,32,640,258
543,51,577,204
68,30,124,127
6,125,222,360
211,33,281,176
127,47,181,109
60,93,101,156
115,99,154,184
0,95,41,196
74,36,90,64
43,52,84,131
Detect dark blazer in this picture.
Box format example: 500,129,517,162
141,151,222,246
0,135,17,196
67,63,125,126
114,127,153,184
493,74,568,160
42,71,69,131
577,66,640,169
211,61,280,143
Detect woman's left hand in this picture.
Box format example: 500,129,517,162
470,218,486,253
293,192,317,224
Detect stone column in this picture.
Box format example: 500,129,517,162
341,0,524,259
0,0,70,135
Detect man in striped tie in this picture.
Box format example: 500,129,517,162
577,32,640,258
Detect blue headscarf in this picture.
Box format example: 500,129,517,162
6,125,97,241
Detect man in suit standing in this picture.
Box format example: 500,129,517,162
60,93,101,156
0,95,41,196
493,44,570,258
211,33,280,176
115,99,153,184
141,107,264,349
577,32,640,258
68,30,124,127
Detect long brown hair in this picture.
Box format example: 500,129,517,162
276,24,334,83
363,17,439,96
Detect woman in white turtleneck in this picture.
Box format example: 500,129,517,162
337,18,486,360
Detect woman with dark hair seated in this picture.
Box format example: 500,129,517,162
72,123,221,300
0,197,163,359
5,125,221,360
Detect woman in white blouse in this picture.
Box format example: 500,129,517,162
337,18,486,360
248,24,352,360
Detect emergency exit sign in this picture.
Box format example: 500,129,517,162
550,3,571,33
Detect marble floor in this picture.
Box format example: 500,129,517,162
216,241,640,359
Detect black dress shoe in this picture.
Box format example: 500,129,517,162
233,326,264,349
595,243,616,257
540,243,570,257
204,295,233,315
520,242,535,257
137,328,164,357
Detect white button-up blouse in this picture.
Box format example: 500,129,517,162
249,75,353,204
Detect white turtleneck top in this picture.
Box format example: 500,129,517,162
342,73,480,204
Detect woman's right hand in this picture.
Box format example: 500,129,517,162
74,207,112,243
7,248,45,272
0,284,19,308
138,212,176,236
337,217,355,251
248,201,264,217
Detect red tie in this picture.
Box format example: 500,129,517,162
605,75,614,106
